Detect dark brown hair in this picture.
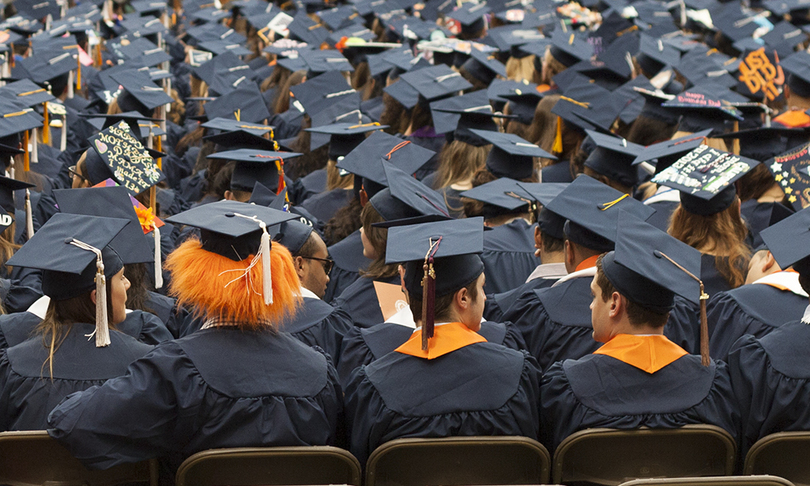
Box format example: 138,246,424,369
595,255,669,328
408,277,479,324
360,203,398,280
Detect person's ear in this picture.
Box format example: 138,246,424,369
763,251,779,273
609,292,622,318
294,256,306,279
224,190,234,201
534,226,543,257
90,289,97,305
456,286,470,311
565,240,575,266
359,188,369,207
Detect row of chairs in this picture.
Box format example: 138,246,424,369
1,426,808,486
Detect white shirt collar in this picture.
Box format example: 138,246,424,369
552,265,597,287
526,262,567,283
299,287,320,300
802,304,810,325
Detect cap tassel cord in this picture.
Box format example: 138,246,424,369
598,193,629,210
42,102,50,145
552,116,563,154
153,221,163,289
275,158,285,196
60,114,67,152
385,140,411,159
421,236,441,351
231,213,273,304
25,189,34,240
656,250,710,366
76,54,81,91
68,239,110,347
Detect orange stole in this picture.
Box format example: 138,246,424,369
593,334,688,374
773,110,810,128
575,254,599,272
396,322,487,360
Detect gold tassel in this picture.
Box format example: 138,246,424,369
76,55,81,91
42,102,49,145
552,116,563,154
22,130,29,172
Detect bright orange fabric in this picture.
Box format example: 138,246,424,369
593,334,688,373
575,254,600,272
773,110,810,128
396,322,487,360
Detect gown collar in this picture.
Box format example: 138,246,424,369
593,334,688,373
396,322,487,360
753,270,809,298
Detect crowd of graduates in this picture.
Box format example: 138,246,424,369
0,0,810,482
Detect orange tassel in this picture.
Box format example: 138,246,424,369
42,102,49,145
76,54,81,90
155,135,162,170
552,116,563,154
95,43,102,68
165,239,302,327
22,130,29,171
275,159,285,195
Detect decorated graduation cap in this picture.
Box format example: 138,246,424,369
86,121,162,195
765,142,810,211
7,213,129,347
165,201,301,324
545,175,655,252
470,129,555,179
399,64,473,102
110,70,173,115
305,122,386,160
603,211,712,364
583,130,645,188
208,148,301,194
632,129,713,175
516,181,569,240
732,48,784,102
336,131,436,197
548,29,593,68
386,217,485,351
760,206,810,277
83,112,165,148
460,177,538,218
661,87,744,135
204,82,271,123
447,2,491,35
652,145,759,216
369,163,450,225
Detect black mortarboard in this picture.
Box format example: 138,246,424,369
276,56,309,73
87,121,162,195
515,181,569,239
632,129,713,174
637,33,681,75
733,48,784,101
434,105,513,146
460,177,537,215
765,143,810,211
54,186,153,265
189,7,231,23
603,211,703,314
717,126,807,162
299,49,354,74
760,206,810,276
305,122,386,160
208,148,301,193
584,130,645,187
611,74,656,125
461,48,507,85
551,78,624,133
634,85,679,124
287,12,329,45
186,23,245,45
119,15,168,37
269,218,315,255
0,176,33,220
317,5,358,30
3,16,43,36
107,36,171,67
192,52,255,96
383,80,420,109
545,175,655,251
430,89,493,135
166,200,297,261
675,52,738,89
130,0,167,16
369,163,450,224
447,2,491,35
652,145,759,215
0,79,55,107
713,6,760,42
198,40,253,57
548,29,594,68
760,21,806,57
470,129,555,179
0,98,43,139
16,0,60,20
12,48,76,86
7,213,127,302
110,70,174,113
399,64,473,102
661,86,744,135
204,129,279,152
779,50,810,97
764,0,810,15
203,82,271,123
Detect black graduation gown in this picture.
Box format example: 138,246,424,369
291,168,327,205
483,274,558,322
729,319,810,458
481,220,541,294
333,274,400,328
0,309,173,349
337,320,528,386
707,282,807,360
179,170,207,206
280,296,353,365
644,200,679,232
300,188,353,223
3,266,44,315
541,351,739,452
701,254,735,296
0,324,152,431
324,230,369,304
740,200,794,247
345,340,542,465
48,328,345,473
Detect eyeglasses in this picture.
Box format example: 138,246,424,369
302,256,334,275
68,165,87,183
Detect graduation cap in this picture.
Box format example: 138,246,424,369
198,40,253,57
336,131,436,196
778,50,810,97
447,2,491,35
287,12,329,46
203,82,271,123
7,213,129,346
661,86,744,135
86,121,162,196
81,112,164,147
461,48,507,85
433,102,513,147
299,49,355,75
399,64,473,102
317,5,359,30
189,7,232,23
765,143,810,211
108,36,172,67
0,176,33,226
760,21,806,58
760,206,810,276
385,217,484,350
551,78,624,133
269,218,315,255
470,129,555,179
460,177,539,217
290,70,357,117
383,80,420,109
109,70,174,115
583,130,645,187
637,33,681,76
305,122,386,160
186,23,245,45
2,16,43,36
548,29,593,68
369,163,450,224
207,148,302,193
652,145,759,215
733,48,784,101
0,97,43,140
515,181,569,239
130,0,168,16
119,15,168,37
54,186,154,266
11,48,77,87
0,79,55,107
192,52,255,96
632,129,713,174
15,0,61,20
545,175,656,251
204,129,279,151
717,126,808,162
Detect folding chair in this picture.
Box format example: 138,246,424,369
619,475,795,486
0,430,158,486
174,446,362,486
364,436,552,486
552,425,737,485
744,431,810,486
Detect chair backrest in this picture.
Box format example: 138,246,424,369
619,475,796,486
364,436,551,486
0,430,158,486
552,425,737,485
744,431,810,486
174,446,362,486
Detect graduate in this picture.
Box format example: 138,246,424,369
47,201,344,478
0,213,152,431
344,218,542,465
541,212,739,452
729,207,810,459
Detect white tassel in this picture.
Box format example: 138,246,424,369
69,239,110,347
260,222,272,305
30,129,37,164
24,189,33,240
154,223,163,289
60,114,67,152
67,71,74,98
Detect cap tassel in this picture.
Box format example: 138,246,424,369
67,71,74,99
153,221,163,289
275,158,285,195
30,128,38,166
76,55,81,91
42,102,50,145
68,239,110,347
552,116,563,154
22,130,29,172
421,237,442,351
24,189,34,240
60,114,67,152
232,213,273,304
9,44,14,68
656,250,711,366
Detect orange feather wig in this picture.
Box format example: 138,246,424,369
165,238,302,329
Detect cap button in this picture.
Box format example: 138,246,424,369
653,250,663,259
64,238,73,244
224,212,235,218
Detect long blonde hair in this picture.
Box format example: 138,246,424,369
434,140,491,189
